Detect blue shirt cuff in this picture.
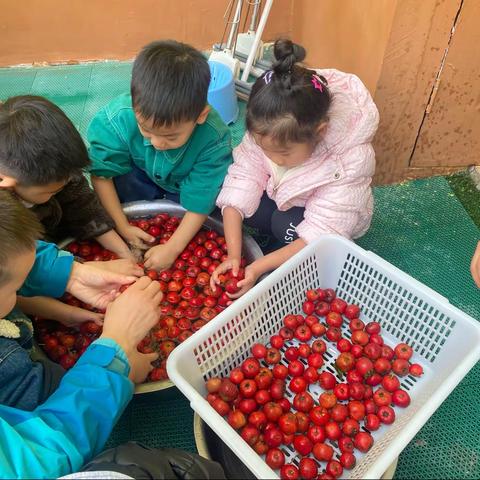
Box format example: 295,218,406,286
79,339,131,377
19,241,74,298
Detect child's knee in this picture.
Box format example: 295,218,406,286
271,216,298,245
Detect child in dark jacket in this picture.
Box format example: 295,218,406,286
0,95,134,259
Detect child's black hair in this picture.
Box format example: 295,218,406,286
131,40,211,127
0,95,89,186
0,190,43,286
246,39,332,145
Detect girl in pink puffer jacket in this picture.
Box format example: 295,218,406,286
212,39,379,297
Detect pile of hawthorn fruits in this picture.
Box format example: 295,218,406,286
204,288,424,479
35,213,246,382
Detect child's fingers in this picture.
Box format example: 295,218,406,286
227,285,249,299
145,352,159,363
143,245,159,261
124,276,151,292
153,291,164,305
143,249,156,268
137,229,155,244
232,262,239,277
210,270,221,290
129,264,145,276
144,257,154,270
130,240,150,251
227,278,251,299
144,279,161,298
210,262,229,291
99,268,138,287
236,278,248,289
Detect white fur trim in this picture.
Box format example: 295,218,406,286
0,318,21,339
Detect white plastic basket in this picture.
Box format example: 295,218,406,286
167,235,480,479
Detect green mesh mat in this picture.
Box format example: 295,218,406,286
105,390,196,453
0,62,248,147
1,63,480,479
357,177,479,320
356,176,480,479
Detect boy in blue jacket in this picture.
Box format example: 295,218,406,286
0,189,163,478
0,191,157,411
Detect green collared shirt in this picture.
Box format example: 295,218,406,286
87,94,233,214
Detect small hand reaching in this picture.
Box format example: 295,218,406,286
100,276,163,356
117,224,155,250
144,244,177,272
65,307,104,327
210,257,241,291
66,262,137,310
128,349,159,384
226,264,259,299
86,258,144,277
17,296,105,328
115,248,140,263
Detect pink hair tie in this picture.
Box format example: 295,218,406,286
311,74,324,92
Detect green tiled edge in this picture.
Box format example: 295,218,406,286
0,67,37,100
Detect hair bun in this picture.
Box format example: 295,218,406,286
272,39,306,75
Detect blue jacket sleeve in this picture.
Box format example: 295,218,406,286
0,339,134,478
18,241,74,298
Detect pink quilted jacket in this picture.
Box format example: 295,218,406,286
216,69,379,243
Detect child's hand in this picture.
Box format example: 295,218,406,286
227,264,260,299
86,259,144,277
116,248,140,263
66,262,137,310
17,296,104,328
95,230,139,263
471,241,480,288
128,349,159,384
144,244,177,272
210,257,241,291
64,307,104,328
117,224,155,250
101,277,162,356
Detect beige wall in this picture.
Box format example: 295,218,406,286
291,0,397,94
5,1,469,182
0,0,293,66
0,0,394,94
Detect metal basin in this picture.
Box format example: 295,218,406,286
122,200,263,265
60,199,263,395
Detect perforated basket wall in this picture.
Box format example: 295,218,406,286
167,235,480,479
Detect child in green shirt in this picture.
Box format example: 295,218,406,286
88,40,233,272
